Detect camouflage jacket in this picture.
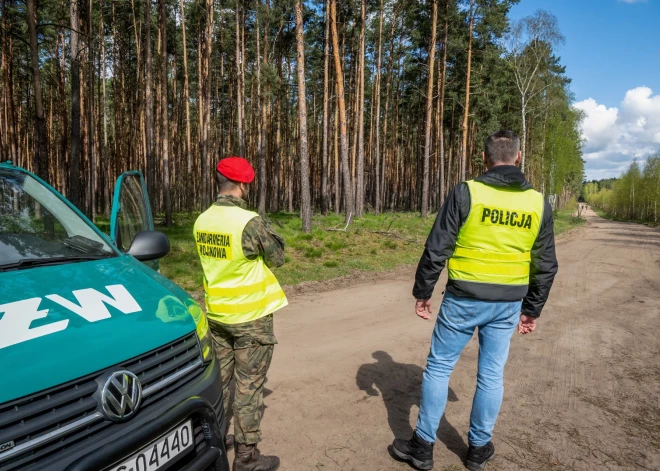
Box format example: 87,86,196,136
213,195,286,269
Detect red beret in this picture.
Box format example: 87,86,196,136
216,156,255,183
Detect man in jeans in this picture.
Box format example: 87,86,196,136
392,131,558,470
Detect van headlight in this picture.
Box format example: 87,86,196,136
188,301,214,364
198,327,214,364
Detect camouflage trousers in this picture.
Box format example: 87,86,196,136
209,314,277,445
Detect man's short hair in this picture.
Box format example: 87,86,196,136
485,130,520,165
216,171,240,192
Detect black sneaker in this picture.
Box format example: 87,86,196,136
465,441,495,471
391,432,434,470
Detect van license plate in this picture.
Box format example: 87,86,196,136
110,420,194,471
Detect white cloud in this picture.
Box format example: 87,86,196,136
618,0,647,3
573,98,619,153
574,86,660,180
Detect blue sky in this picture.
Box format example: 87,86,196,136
509,0,660,180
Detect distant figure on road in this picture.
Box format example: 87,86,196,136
392,131,558,471
194,157,287,471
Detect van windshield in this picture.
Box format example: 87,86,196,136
0,168,115,269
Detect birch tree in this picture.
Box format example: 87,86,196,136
506,10,564,172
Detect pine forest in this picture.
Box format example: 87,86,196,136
0,0,585,229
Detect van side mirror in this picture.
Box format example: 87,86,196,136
127,231,170,261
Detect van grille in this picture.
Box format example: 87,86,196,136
0,332,203,470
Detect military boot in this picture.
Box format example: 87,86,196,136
233,443,280,471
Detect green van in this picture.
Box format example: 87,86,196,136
0,162,230,471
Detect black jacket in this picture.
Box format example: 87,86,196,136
413,166,558,318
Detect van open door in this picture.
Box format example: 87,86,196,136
110,171,168,266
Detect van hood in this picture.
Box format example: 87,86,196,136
0,256,197,404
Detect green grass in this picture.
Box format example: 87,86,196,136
96,207,583,295
553,209,586,235
592,209,660,227
143,212,433,293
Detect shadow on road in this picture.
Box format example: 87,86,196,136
356,351,467,461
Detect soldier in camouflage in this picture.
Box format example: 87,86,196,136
214,194,286,268
195,157,286,471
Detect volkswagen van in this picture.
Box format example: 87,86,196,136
0,161,229,471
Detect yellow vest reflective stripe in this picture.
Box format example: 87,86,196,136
447,180,544,286
203,273,280,297
194,204,288,324
208,291,289,314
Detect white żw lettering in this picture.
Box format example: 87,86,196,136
0,285,142,349
0,298,69,349
46,284,142,322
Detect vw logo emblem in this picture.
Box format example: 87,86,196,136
101,370,143,421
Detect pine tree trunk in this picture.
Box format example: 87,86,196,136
236,0,245,156
200,0,213,208
160,0,172,225
436,1,448,208
273,55,282,213
355,0,366,218
295,0,312,232
460,0,474,183
144,0,156,209
381,10,398,208
87,0,96,218
330,0,353,224
334,98,340,214
447,101,455,191
100,0,108,194
179,0,193,195
197,13,203,191
373,0,384,214
2,0,18,165
257,2,269,217
321,0,330,214
421,0,438,217
56,21,68,194
27,0,49,180
70,0,82,207
256,16,263,214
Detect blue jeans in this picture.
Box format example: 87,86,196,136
415,292,521,447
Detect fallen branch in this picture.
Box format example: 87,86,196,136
327,212,353,232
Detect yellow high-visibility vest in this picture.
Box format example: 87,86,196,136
447,180,545,286
194,204,288,324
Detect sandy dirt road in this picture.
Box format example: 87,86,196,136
236,209,660,470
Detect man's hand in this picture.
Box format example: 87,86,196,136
518,314,537,334
415,299,432,320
